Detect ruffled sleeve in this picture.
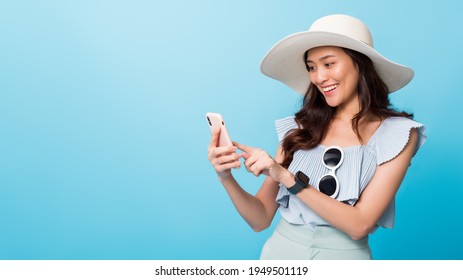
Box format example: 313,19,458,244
275,116,299,143
369,117,426,165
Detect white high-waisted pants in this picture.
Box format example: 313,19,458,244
260,218,372,260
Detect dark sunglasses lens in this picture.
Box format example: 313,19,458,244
319,175,337,196
324,148,342,167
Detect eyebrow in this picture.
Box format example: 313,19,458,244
306,54,337,64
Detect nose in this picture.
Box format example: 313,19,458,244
314,68,328,85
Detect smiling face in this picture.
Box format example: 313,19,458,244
305,46,360,109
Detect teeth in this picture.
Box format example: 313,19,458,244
322,84,339,92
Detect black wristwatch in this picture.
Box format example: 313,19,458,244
287,171,310,195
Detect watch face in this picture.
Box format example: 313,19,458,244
297,171,309,184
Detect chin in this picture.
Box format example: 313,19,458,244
323,97,340,108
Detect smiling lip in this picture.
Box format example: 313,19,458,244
321,83,339,95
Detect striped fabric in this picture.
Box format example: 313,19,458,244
275,116,426,230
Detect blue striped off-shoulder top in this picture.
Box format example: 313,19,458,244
275,116,426,230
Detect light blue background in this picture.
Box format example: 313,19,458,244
1,0,461,260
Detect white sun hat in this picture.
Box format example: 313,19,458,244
260,14,414,95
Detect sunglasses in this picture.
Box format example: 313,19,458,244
317,146,344,198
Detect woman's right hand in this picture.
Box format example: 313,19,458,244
207,127,242,179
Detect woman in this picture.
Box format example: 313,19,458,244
207,14,426,259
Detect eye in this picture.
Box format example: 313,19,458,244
306,65,316,72
324,62,334,68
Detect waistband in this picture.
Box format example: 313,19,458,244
276,218,369,250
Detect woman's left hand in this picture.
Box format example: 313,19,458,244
233,142,287,182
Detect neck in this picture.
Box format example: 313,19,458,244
334,98,360,122
333,96,379,125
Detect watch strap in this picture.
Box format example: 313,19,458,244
287,171,309,195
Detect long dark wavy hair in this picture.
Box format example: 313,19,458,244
281,47,413,168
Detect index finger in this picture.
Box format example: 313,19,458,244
233,141,254,153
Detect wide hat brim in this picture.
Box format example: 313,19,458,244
260,31,414,95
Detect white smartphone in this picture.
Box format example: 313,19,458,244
206,112,233,147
